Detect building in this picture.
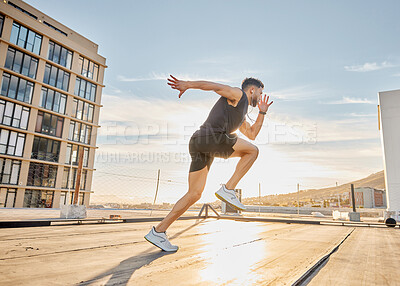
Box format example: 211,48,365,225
378,89,400,221
0,0,106,208
349,187,387,209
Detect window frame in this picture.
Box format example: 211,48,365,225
0,128,25,157
23,189,55,208
78,56,99,81
31,136,60,162
47,40,73,69
0,158,21,185
71,98,94,122
0,99,30,130
68,120,91,144
39,87,67,114
0,14,4,38
43,63,70,92
4,188,17,208
62,167,87,190
10,22,42,55
74,77,96,102
1,73,34,104
5,47,38,79
27,162,58,188
65,143,89,167
35,110,64,138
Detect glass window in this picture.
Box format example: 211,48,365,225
4,188,17,208
0,14,4,38
70,192,85,205
43,21,67,37
0,158,21,184
0,99,30,130
62,167,87,190
4,47,39,79
68,120,91,144
35,111,63,138
43,64,70,91
75,77,96,102
27,162,57,188
39,87,67,114
71,99,94,122
78,56,99,81
65,143,89,167
8,2,38,20
47,41,73,69
1,73,34,103
59,191,67,206
0,128,25,156
31,136,60,162
10,22,42,54
23,190,54,208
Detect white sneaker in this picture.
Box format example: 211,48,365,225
215,184,246,211
144,227,179,252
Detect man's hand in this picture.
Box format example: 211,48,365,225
167,75,188,98
258,94,273,113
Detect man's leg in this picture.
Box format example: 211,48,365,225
225,138,259,190
155,166,209,233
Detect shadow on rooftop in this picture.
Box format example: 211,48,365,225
78,219,205,286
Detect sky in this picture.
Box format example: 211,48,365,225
25,0,400,204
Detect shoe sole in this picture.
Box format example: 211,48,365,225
215,192,246,211
144,235,178,252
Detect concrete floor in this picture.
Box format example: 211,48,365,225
308,227,400,286
0,218,398,286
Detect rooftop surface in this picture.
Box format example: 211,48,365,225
1,211,399,285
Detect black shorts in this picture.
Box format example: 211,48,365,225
189,133,238,173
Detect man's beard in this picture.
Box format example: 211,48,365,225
251,97,258,107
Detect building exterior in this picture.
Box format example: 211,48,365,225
0,0,106,208
378,89,400,221
349,187,387,209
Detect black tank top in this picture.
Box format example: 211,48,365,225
193,90,249,137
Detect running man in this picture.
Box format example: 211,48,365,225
145,75,273,251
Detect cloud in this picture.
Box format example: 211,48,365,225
344,61,394,72
393,73,400,77
97,92,218,150
324,96,375,104
117,72,232,83
348,113,376,118
269,85,325,101
117,72,167,82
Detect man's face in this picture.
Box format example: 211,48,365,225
250,87,263,107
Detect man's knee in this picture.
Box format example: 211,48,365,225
188,189,202,202
247,145,259,160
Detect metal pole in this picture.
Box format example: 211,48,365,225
150,169,161,216
351,184,356,212
73,148,84,205
336,182,340,210
297,183,300,216
258,183,261,216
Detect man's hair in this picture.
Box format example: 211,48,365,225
241,77,264,91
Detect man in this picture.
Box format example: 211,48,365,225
145,75,273,251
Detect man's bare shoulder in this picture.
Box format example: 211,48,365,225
227,86,244,102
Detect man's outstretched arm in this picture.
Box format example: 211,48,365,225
167,75,242,102
239,95,273,140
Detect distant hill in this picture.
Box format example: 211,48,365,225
243,171,385,205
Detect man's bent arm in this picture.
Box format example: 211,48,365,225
239,114,265,140
186,81,242,102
